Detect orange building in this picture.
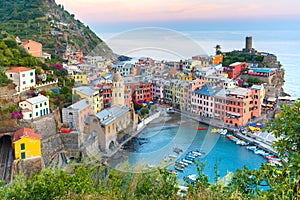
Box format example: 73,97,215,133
212,55,223,64
22,40,42,58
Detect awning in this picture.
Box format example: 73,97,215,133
226,112,241,117
267,97,276,102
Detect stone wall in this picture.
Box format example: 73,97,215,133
60,133,80,150
41,134,64,166
12,156,44,178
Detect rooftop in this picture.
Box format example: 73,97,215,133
26,95,48,104
194,85,221,96
96,106,129,126
7,67,34,73
73,86,97,96
67,99,90,112
13,127,41,142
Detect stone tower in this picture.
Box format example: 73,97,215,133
112,72,125,107
245,36,252,51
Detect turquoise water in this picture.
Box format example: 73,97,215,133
120,122,266,182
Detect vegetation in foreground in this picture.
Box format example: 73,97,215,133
0,102,299,200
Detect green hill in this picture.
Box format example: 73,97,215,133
0,0,115,60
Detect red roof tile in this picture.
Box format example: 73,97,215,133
13,128,41,142
7,67,33,73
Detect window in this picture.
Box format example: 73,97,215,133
35,105,38,108
20,143,25,150
23,81,26,84
44,102,47,105
22,74,25,77
31,79,34,83
36,112,38,116
10,74,13,77
21,152,26,159
40,103,42,107
29,114,32,118
30,72,33,76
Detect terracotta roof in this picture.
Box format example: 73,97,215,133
7,67,33,73
13,128,41,142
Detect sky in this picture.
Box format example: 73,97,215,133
56,0,300,32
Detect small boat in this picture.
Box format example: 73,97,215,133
185,156,194,161
246,146,257,150
185,174,197,183
219,129,228,135
268,159,282,166
176,161,188,166
191,151,202,156
175,163,185,168
196,126,207,130
254,149,266,155
182,159,193,164
169,154,177,159
186,154,196,159
211,128,219,133
264,155,277,159
174,165,184,171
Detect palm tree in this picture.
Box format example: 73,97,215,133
214,44,222,55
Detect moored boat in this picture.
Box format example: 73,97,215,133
174,165,184,171
196,126,207,130
219,129,228,135
182,158,193,164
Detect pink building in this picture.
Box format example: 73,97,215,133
224,87,253,127
151,79,164,100
191,85,221,117
22,40,42,58
251,84,265,118
184,79,206,112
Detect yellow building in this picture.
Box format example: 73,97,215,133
72,86,103,113
71,73,88,85
13,128,41,160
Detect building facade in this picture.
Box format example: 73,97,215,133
73,86,103,113
62,99,93,132
6,67,36,92
13,128,41,160
19,95,49,120
22,40,43,58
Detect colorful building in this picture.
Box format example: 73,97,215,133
71,73,88,85
212,55,223,64
251,84,265,118
19,95,49,120
13,128,42,160
191,85,221,117
62,99,93,132
72,86,103,113
22,40,42,58
6,67,36,92
224,62,248,79
224,87,253,127
133,81,152,104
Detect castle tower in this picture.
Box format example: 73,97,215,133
245,36,252,51
112,72,125,107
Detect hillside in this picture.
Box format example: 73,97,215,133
0,0,115,60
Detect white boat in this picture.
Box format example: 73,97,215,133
191,151,202,156
177,161,188,166
219,129,228,135
169,154,177,159
182,159,193,164
254,149,266,155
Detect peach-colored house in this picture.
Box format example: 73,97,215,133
22,40,42,58
224,87,253,127
251,84,265,118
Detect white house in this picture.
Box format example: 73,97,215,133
19,95,49,120
6,67,36,92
